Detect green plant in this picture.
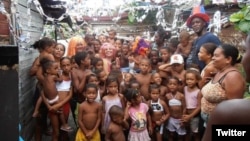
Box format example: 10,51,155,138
230,6,250,33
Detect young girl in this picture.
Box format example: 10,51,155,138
39,59,73,140
54,57,73,124
151,72,168,101
198,43,217,88
86,74,103,103
165,76,186,141
124,88,152,141
102,77,125,135
148,84,169,141
182,69,202,141
76,83,102,141
105,105,129,141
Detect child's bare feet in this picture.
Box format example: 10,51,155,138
60,124,73,132
32,111,40,117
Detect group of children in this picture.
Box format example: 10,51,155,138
31,29,212,141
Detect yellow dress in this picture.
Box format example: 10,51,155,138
75,128,100,141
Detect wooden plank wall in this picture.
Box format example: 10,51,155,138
18,0,44,140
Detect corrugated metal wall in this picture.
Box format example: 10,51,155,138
18,0,44,140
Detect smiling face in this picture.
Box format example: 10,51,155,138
212,47,230,70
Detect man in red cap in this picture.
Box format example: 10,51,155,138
186,10,221,71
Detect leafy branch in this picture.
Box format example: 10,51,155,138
229,6,250,33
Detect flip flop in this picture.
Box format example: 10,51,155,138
60,126,73,132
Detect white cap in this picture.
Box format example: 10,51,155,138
170,54,184,65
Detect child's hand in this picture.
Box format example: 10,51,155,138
156,121,162,126
86,131,94,140
182,114,191,123
148,126,153,135
126,101,131,108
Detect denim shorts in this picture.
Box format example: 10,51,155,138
200,112,209,128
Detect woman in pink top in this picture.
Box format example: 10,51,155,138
124,88,152,141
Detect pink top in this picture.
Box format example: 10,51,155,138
184,86,200,109
128,103,148,132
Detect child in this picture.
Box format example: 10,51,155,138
105,105,129,141
158,54,186,92
120,73,135,94
168,37,179,54
175,30,193,60
165,76,186,141
124,88,152,141
91,57,104,72
95,69,108,96
127,52,138,74
39,59,72,141
93,39,102,57
102,77,125,135
134,58,152,100
198,43,217,88
151,72,168,101
71,51,92,103
70,55,78,70
182,69,202,141
158,47,172,84
86,74,103,103
115,38,124,51
119,43,130,73
148,50,160,73
55,57,73,124
148,84,170,141
75,83,102,141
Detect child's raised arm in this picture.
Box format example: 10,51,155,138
158,63,171,72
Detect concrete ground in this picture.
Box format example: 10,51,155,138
31,111,78,141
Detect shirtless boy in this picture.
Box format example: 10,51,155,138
134,58,152,100
71,51,92,102
105,105,129,141
75,83,102,141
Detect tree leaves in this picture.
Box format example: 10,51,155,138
230,6,250,33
